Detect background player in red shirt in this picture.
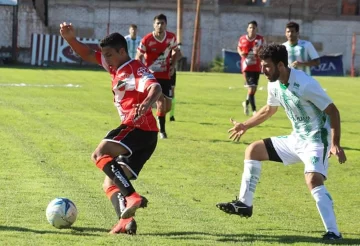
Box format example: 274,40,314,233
59,22,162,234
136,14,182,139
237,20,265,116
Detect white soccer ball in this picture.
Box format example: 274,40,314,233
46,198,78,229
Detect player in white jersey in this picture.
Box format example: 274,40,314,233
282,22,320,75
124,24,142,59
216,44,346,241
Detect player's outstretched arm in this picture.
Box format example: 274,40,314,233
133,84,162,120
59,22,98,64
324,103,347,164
228,105,277,142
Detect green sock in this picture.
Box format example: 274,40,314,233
170,97,176,117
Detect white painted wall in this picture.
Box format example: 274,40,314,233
1,2,359,72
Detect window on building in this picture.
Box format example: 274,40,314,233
342,0,359,15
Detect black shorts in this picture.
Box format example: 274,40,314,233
157,78,173,99
263,138,282,163
244,71,260,87
104,124,158,178
170,70,176,87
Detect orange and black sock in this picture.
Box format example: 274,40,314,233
96,155,135,196
105,185,125,219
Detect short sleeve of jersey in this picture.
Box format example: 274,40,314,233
267,83,281,106
138,37,147,54
137,72,159,93
302,79,332,111
95,51,111,72
238,36,245,49
170,34,178,50
305,41,320,60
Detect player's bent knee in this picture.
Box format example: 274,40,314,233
305,172,325,190
91,152,98,163
245,141,269,161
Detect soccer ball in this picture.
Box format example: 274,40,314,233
46,198,78,229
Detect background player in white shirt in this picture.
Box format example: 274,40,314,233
282,22,320,75
216,44,346,241
124,24,142,59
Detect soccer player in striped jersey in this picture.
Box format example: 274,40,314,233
217,44,346,241
238,20,265,116
60,22,162,235
136,14,181,139
282,22,320,75
124,24,142,59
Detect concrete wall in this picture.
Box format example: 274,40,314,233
1,0,360,72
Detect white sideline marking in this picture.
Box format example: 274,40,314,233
0,83,82,88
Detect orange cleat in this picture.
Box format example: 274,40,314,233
109,217,137,235
121,193,148,219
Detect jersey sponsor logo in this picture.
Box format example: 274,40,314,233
137,67,150,76
142,73,155,80
148,41,157,47
294,82,300,88
295,116,310,122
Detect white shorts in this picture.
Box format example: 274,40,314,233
270,134,330,178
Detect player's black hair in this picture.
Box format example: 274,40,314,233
248,20,258,27
286,21,300,32
154,14,167,24
258,44,288,67
100,32,128,53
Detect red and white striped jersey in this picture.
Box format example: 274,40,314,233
138,31,178,79
238,34,264,72
95,51,159,131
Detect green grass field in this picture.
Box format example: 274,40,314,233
0,67,359,246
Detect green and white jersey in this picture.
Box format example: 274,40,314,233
282,40,319,75
267,69,332,143
125,35,142,59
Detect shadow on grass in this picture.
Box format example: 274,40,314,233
141,231,360,245
0,225,107,236
342,146,360,152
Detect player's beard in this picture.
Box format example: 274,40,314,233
269,67,280,82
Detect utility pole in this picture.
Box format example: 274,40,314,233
177,0,183,45
190,0,201,72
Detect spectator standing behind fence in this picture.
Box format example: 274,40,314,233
282,22,320,76
125,24,142,60
238,20,265,117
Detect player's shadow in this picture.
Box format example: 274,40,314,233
342,146,360,152
0,225,107,236
142,231,360,245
